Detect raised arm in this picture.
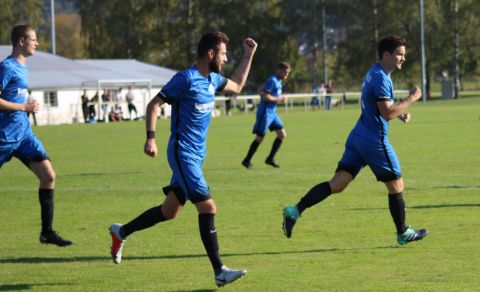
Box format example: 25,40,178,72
377,87,421,121
223,38,257,94
143,95,165,157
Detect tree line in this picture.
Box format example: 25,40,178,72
1,0,478,96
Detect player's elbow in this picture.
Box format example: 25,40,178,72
382,113,396,121
228,84,243,95
378,109,396,121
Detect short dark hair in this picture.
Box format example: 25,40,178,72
197,32,229,58
11,24,34,47
277,61,291,70
377,35,406,60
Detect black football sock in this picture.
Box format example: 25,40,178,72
199,213,223,275
39,188,54,234
122,205,167,237
266,138,283,161
244,140,260,162
297,182,332,215
388,192,407,234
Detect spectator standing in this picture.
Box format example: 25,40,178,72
325,80,335,110
81,89,89,123
88,91,99,123
125,86,138,120
101,89,111,122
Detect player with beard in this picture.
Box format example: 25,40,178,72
0,25,72,247
109,32,257,287
282,35,428,246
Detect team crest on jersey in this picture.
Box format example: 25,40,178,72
208,83,215,95
17,88,27,96
366,73,372,83
195,101,214,113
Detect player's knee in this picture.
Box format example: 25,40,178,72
329,173,352,193
255,136,264,143
41,169,56,184
196,199,217,214
203,203,217,214
275,129,286,140
330,183,347,193
162,207,180,220
386,178,404,194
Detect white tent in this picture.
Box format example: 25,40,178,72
0,46,176,124
75,59,176,87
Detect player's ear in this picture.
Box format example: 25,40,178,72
17,37,25,47
207,49,215,60
382,51,391,61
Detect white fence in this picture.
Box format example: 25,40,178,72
29,89,409,125
213,90,410,116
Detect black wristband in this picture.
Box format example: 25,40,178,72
146,130,156,139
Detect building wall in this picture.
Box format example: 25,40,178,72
28,87,170,125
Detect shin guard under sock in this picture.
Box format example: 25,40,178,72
388,192,407,234
199,213,223,274
39,188,54,234
122,205,167,237
297,182,332,214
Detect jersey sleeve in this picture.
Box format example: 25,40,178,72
211,73,227,92
373,75,392,102
0,63,11,92
158,72,190,104
263,77,275,94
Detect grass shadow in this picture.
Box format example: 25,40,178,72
62,171,146,177
432,185,480,190
347,203,480,211
169,290,216,292
0,245,393,265
410,203,480,209
0,283,73,291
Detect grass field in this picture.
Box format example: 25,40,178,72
1,97,479,291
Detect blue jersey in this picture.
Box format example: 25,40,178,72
351,63,394,141
0,56,31,143
257,75,283,116
159,66,227,159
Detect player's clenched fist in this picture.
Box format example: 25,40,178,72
409,86,421,102
398,112,411,123
144,140,158,157
243,38,257,56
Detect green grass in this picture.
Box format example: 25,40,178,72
1,97,480,291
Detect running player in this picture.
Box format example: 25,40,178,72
0,25,72,247
109,32,257,287
282,35,428,246
242,61,290,169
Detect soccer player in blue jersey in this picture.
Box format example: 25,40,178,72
242,61,290,169
282,35,428,246
109,32,257,287
0,25,72,247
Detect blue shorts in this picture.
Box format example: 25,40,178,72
164,150,210,205
0,133,49,167
337,132,401,182
252,113,284,137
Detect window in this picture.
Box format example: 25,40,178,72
44,91,58,107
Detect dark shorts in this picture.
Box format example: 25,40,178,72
0,133,49,168
337,132,402,182
252,113,284,137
